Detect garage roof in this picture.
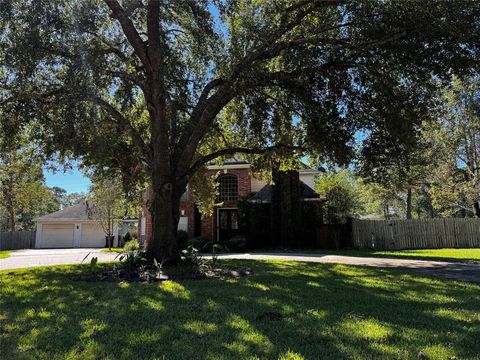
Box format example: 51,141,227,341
35,203,92,222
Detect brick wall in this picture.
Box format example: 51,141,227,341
142,166,253,243
202,167,251,241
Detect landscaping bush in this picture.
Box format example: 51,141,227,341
225,235,247,252
186,236,210,251
123,238,141,253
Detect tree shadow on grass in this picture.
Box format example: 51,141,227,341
0,261,479,359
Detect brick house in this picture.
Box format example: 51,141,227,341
140,160,321,243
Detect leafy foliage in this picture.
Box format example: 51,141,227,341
315,170,360,223
426,76,480,217
0,133,58,230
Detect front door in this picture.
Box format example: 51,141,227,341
218,209,239,242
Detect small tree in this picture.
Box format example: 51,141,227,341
89,178,126,249
315,170,360,224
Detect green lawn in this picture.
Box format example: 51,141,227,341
100,247,122,253
308,248,480,264
0,250,10,259
1,261,479,360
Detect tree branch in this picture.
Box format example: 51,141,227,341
104,0,150,69
85,95,152,162
183,144,303,179
146,0,163,69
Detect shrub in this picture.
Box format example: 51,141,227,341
186,236,210,250
119,239,145,271
180,245,208,271
123,239,140,253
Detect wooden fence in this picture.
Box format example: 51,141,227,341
352,218,480,250
0,231,36,250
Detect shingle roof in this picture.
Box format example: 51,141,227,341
248,182,324,203
35,203,92,221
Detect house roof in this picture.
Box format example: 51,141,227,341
35,203,139,223
207,159,322,173
35,203,92,222
248,182,325,203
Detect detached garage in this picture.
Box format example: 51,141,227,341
34,203,116,248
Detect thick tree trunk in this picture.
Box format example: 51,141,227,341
146,175,185,263
406,187,413,220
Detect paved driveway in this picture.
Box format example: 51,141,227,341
212,253,480,284
0,249,118,271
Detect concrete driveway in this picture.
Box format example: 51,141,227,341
211,253,480,284
0,248,118,271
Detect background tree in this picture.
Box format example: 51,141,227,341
50,186,87,208
0,135,55,230
357,80,435,220
88,177,129,249
315,169,361,223
356,181,402,220
1,0,479,261
426,76,480,217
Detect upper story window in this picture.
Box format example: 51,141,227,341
218,174,238,201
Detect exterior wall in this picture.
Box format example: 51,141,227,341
180,187,195,237
142,166,252,244
299,173,317,190
205,167,251,241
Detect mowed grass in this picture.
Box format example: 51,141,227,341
1,261,479,360
0,250,10,259
312,248,480,264
100,247,122,253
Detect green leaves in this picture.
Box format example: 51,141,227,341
0,132,57,230
315,169,361,223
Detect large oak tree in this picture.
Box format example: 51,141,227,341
1,0,479,261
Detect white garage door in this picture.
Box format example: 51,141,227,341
42,224,74,248
80,223,105,248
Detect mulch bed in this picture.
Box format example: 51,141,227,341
71,263,253,283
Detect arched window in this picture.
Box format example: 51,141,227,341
218,174,238,201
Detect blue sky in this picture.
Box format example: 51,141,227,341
44,165,91,194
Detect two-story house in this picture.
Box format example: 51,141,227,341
140,160,321,243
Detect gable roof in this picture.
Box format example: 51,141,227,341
206,159,322,173
35,203,92,222
248,181,325,203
